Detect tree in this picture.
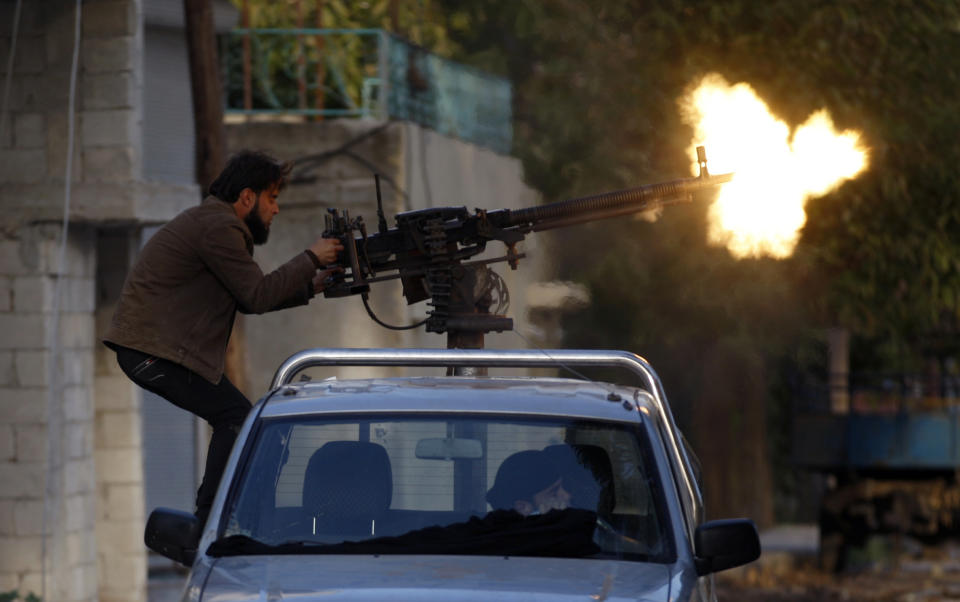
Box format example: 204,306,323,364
434,0,960,522
439,0,960,354
227,0,960,521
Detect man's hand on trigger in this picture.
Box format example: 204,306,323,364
310,237,344,265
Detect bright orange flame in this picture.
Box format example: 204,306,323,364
681,74,868,258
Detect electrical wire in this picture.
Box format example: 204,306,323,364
291,148,409,202
361,292,428,330
43,1,82,599
341,148,409,200
291,120,393,170
0,0,23,145
510,328,593,382
510,327,625,399
287,120,411,202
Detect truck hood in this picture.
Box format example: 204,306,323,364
199,555,675,601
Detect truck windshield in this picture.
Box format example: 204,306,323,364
214,414,674,562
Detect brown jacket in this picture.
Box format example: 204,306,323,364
104,196,317,384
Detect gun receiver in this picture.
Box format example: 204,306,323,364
322,146,732,336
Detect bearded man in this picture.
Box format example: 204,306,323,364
104,150,343,526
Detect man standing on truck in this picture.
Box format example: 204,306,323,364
104,150,343,527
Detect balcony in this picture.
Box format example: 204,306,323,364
220,28,513,154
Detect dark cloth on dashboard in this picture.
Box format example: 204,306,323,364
208,508,601,558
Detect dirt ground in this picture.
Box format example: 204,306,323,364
717,571,960,601
715,543,960,601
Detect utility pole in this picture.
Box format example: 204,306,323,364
183,0,226,192
183,0,248,394
315,0,325,117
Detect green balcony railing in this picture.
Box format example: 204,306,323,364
220,28,513,154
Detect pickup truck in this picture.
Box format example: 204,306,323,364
145,348,760,601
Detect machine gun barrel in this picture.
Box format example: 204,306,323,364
504,171,733,233
320,146,733,338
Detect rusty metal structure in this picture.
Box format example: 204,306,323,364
794,360,960,570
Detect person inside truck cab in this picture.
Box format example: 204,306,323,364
486,449,573,516
103,150,344,528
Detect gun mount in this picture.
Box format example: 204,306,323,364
322,146,732,349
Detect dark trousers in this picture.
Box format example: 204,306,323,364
113,345,251,525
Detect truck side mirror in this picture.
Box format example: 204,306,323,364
145,507,200,566
694,518,761,575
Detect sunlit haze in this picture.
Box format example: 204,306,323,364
681,74,869,258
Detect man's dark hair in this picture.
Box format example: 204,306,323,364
208,150,293,204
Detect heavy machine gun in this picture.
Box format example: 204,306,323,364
322,146,732,348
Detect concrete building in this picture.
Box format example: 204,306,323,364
0,2,545,601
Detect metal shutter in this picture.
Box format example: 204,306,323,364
143,25,195,185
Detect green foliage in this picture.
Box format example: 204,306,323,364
0,591,41,602
232,0,455,52
703,0,960,358
227,1,460,113
435,0,960,373
429,0,960,521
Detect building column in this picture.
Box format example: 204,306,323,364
94,229,147,602
0,224,98,601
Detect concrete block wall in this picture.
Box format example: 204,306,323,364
19,0,142,177
79,0,144,184
0,0,151,228
0,1,150,601
0,224,98,601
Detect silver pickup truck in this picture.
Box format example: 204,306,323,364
146,348,760,601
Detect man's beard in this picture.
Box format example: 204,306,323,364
244,202,270,245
